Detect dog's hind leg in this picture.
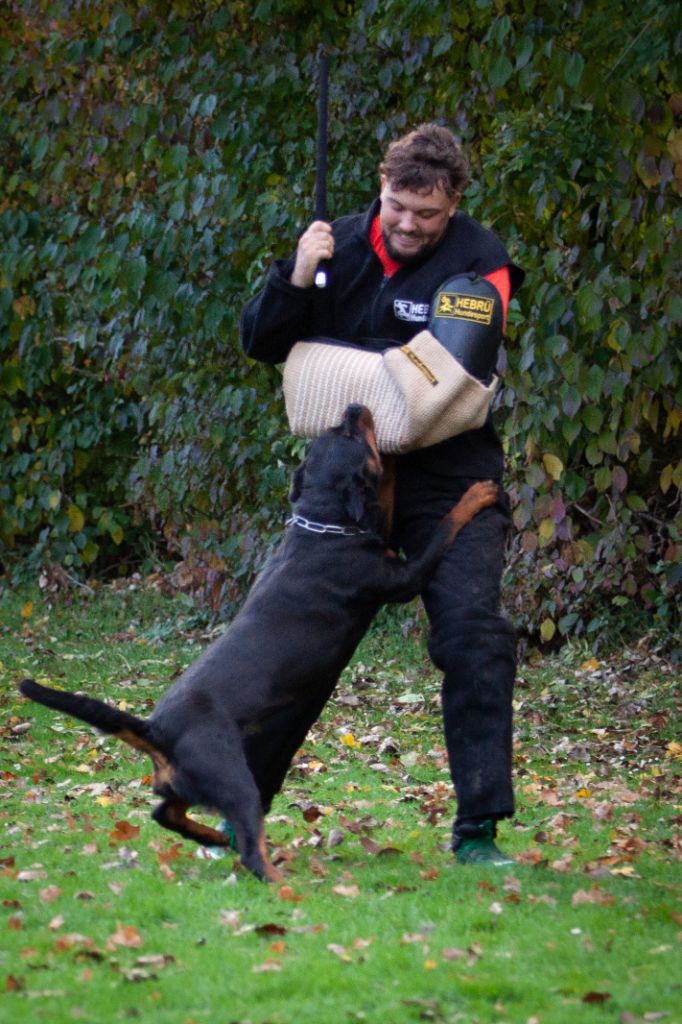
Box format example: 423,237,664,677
152,798,231,847
244,679,338,813
153,788,281,882
168,727,282,882
152,797,280,881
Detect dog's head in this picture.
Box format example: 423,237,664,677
290,405,384,526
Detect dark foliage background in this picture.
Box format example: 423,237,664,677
1,0,680,646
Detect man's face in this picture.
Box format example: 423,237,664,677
379,176,460,264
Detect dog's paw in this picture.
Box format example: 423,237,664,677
455,481,499,519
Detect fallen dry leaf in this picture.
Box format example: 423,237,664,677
109,821,140,843
120,966,156,982
610,865,642,879
327,828,345,848
332,884,360,898
107,923,143,949
54,932,93,951
339,732,362,748
40,886,61,904
218,910,242,929
135,954,174,968
550,855,575,873
255,923,287,937
278,885,303,903
252,959,281,973
302,805,323,823
514,849,547,866
582,991,611,1004
156,844,183,865
467,943,484,964
17,869,48,882
327,943,351,962
572,887,615,907
290,922,327,935
442,947,466,961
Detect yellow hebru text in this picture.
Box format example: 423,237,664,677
435,292,494,324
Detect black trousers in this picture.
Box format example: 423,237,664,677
392,466,516,824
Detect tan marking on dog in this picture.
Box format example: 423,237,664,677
258,823,283,882
444,481,498,541
116,729,174,788
378,454,396,537
357,408,383,473
165,800,235,847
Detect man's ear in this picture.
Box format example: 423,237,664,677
290,463,305,503
448,190,462,217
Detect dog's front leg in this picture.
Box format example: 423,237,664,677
369,480,500,604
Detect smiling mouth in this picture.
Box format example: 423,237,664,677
394,233,422,247
383,229,431,264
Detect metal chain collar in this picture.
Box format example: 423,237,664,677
286,514,370,537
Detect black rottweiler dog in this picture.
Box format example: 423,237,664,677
19,404,497,881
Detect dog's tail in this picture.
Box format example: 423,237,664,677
18,678,150,745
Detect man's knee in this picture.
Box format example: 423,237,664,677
427,611,517,675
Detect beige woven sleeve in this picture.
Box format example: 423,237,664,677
383,330,499,449
283,342,410,451
282,334,499,454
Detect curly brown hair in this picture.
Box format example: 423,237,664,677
379,123,470,198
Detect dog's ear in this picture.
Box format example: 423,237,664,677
290,463,305,503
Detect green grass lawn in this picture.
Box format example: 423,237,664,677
1,581,680,1024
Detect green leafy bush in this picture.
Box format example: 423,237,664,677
1,1,679,641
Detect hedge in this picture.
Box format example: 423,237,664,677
1,0,680,645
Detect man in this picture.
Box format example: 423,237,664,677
240,124,524,865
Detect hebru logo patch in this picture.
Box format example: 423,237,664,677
434,291,494,325
394,299,430,323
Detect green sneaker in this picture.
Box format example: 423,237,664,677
198,820,238,861
452,819,515,867
217,820,238,849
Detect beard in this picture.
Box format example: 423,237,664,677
382,230,440,266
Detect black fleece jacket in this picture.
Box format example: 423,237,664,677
240,199,524,480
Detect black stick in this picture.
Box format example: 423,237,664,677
314,52,329,288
